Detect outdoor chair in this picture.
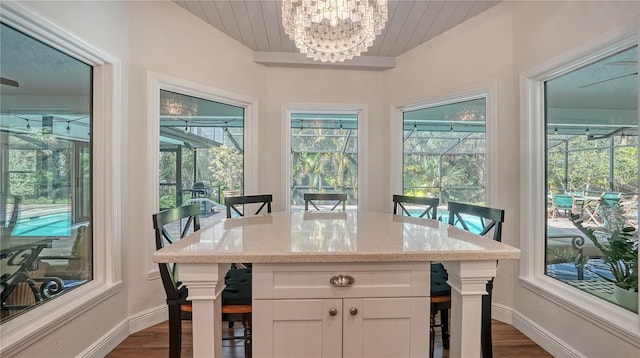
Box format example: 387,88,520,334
584,192,622,226
1,193,20,240
304,193,347,211
447,201,505,358
39,224,92,281
391,195,447,358
226,194,272,218
551,193,579,218
621,194,638,227
153,203,252,358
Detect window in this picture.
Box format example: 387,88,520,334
158,90,244,213
1,22,93,323
289,112,358,208
401,97,487,206
544,45,638,312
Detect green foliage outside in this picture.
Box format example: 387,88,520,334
8,135,74,205
403,131,486,205
209,145,243,191
548,135,638,194
290,128,357,205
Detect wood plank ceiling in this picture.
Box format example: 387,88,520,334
173,0,502,69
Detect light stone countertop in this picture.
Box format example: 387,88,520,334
153,210,520,264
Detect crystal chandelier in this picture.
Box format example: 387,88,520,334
282,0,388,63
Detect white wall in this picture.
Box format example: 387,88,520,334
511,1,640,356
126,0,266,319
5,1,640,357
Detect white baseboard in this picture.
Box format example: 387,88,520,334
492,302,513,325
79,305,167,357
510,308,585,358
128,305,167,334
491,303,583,358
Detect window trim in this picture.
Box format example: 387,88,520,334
282,104,368,211
390,85,498,205
146,72,259,277
519,20,639,342
0,1,123,354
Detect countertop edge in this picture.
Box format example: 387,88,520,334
153,250,521,264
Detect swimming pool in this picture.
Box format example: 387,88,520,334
12,212,71,237
406,209,485,234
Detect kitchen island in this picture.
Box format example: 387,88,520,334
154,210,520,357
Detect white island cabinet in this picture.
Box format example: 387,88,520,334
153,210,520,358
252,262,429,358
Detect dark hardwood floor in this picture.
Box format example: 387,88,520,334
107,319,552,358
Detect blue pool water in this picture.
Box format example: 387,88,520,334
12,212,71,237
406,209,485,234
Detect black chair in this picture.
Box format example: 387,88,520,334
226,194,272,218
447,201,505,358
391,195,447,358
153,204,252,358
304,193,347,211
392,194,438,218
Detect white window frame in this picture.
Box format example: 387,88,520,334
390,86,498,205
519,21,639,341
0,2,123,355
146,72,259,276
282,104,368,211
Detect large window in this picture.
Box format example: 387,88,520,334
402,98,487,206
544,45,638,312
0,23,92,323
289,112,358,208
158,90,244,215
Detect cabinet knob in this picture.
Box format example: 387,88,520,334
329,274,355,287
349,307,358,316
329,308,338,316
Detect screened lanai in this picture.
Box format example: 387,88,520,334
402,97,487,206
158,90,244,211
290,112,358,206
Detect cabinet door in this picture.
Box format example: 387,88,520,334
253,299,343,358
342,297,429,358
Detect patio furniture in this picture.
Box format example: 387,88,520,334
447,201,505,358
184,181,213,199
226,194,272,218
303,193,347,211
583,192,621,226
551,193,580,219
39,225,92,281
152,204,252,358
1,193,20,240
1,238,63,315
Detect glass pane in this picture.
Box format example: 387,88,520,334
545,45,638,313
0,23,93,323
402,98,487,205
290,113,358,208
158,90,243,215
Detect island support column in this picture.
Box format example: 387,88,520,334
442,260,497,358
178,263,228,358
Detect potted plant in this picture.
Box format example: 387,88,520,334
570,208,638,312
209,145,243,200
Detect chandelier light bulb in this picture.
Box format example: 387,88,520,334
282,0,388,63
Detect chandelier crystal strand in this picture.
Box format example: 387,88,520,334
282,0,388,63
